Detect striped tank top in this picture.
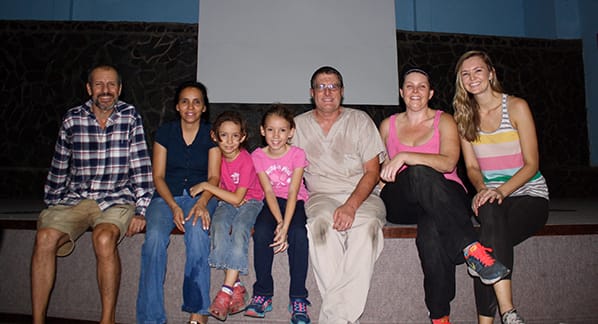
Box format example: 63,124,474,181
471,94,549,199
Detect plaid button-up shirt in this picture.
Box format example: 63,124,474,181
44,100,154,216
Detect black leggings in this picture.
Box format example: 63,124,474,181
381,165,478,319
474,196,549,317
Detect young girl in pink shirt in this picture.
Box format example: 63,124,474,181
246,104,311,324
190,111,264,321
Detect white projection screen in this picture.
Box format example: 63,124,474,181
197,0,398,105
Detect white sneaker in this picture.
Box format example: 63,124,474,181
502,309,525,324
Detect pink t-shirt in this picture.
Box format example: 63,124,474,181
385,110,465,190
251,146,309,201
220,149,264,201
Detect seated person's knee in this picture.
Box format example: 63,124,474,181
92,223,120,249
35,228,68,249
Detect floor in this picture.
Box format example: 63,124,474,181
0,198,596,323
0,313,97,324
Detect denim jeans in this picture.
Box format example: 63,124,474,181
252,198,309,299
136,191,217,324
209,199,263,275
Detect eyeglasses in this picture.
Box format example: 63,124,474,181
313,83,342,92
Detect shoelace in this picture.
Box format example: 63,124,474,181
291,300,307,314
252,295,267,305
470,244,495,266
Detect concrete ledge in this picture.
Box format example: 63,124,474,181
2,219,597,238
1,199,597,323
1,232,597,323
2,198,597,238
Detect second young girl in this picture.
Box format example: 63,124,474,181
246,104,311,324
190,111,264,321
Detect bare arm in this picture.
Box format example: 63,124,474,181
461,138,489,216
379,117,390,149
461,139,486,192
333,155,380,231
186,146,222,230
381,114,460,181
378,118,390,187
271,167,305,253
149,142,187,232
191,182,248,207
281,167,304,229
257,171,283,225
126,142,178,236
256,171,288,254
497,97,540,196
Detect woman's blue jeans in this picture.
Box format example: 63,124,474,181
209,199,263,275
136,191,217,323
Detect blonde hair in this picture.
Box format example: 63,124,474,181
452,50,504,142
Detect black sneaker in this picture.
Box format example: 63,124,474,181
244,295,273,318
289,298,311,324
464,242,510,285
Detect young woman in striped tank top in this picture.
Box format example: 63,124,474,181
380,68,509,324
454,51,549,324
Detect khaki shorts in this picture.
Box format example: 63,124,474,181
37,199,135,256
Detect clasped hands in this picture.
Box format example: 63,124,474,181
472,187,504,216
271,222,289,254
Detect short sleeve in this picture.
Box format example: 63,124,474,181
251,148,267,173
154,122,174,149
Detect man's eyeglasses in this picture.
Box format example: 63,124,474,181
313,83,342,92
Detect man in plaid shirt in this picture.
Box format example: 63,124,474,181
31,64,154,324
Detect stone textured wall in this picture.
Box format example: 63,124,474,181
0,21,593,198
0,21,199,198
396,30,589,168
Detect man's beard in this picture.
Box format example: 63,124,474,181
94,93,118,111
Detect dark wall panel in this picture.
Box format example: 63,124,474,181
0,21,592,198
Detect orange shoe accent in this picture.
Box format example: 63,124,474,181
431,315,451,324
